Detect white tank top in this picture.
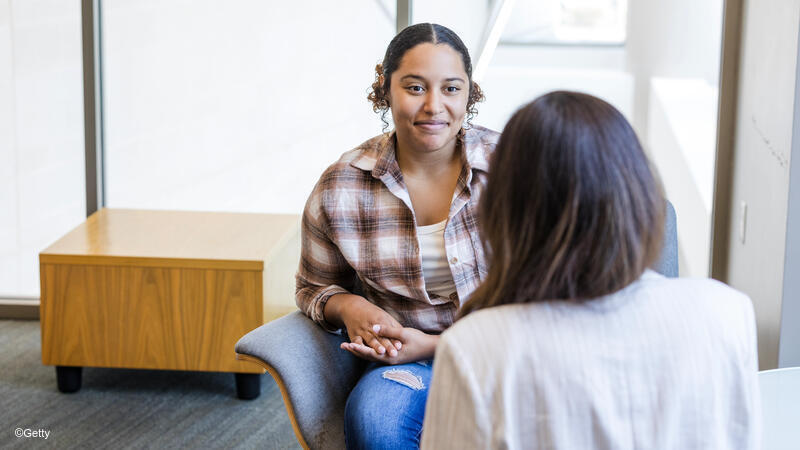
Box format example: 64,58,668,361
416,219,457,301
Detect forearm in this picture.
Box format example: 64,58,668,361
323,293,365,330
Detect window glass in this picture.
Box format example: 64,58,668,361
501,0,627,45
0,1,85,297
101,0,395,214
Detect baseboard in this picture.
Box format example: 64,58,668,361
0,298,40,320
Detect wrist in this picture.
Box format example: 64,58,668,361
324,293,364,329
424,334,440,359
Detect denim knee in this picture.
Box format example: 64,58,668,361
344,362,433,450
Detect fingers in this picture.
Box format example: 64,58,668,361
373,323,402,339
372,324,403,350
349,329,397,357
341,342,372,361
368,336,397,357
367,337,384,354
340,341,385,363
374,325,400,356
381,337,398,356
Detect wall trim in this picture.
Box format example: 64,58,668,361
710,0,744,281
0,298,39,320
396,0,411,33
82,0,105,217
778,16,800,368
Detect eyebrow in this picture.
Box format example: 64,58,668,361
399,74,466,83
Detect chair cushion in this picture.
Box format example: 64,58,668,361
236,311,366,449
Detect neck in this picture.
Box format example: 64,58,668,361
395,135,461,178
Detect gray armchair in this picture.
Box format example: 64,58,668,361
235,202,679,450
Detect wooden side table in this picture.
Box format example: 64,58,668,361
39,208,300,399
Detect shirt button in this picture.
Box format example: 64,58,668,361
450,257,458,264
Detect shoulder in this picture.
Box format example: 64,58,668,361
316,134,386,183
440,305,527,360
309,133,388,202
632,272,756,332
466,125,501,144
304,134,387,217
463,125,500,169
640,271,752,307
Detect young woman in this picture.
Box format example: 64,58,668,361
295,23,497,448
421,91,761,449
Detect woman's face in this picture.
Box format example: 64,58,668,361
387,43,470,155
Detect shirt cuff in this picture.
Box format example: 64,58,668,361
311,285,351,334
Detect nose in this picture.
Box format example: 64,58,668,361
423,90,444,115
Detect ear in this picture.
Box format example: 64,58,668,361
379,74,390,107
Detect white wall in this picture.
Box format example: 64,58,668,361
726,0,800,369
0,0,86,297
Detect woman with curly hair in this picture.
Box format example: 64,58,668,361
421,91,760,449
295,23,495,448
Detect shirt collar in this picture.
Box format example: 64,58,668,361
349,128,490,177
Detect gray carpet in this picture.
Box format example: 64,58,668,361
0,320,301,449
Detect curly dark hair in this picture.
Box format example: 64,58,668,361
367,23,485,132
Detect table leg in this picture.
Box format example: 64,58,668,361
56,366,82,393
235,373,261,400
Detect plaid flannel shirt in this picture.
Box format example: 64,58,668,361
295,125,499,334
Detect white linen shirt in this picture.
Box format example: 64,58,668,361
421,271,761,450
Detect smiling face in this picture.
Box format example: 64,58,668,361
387,43,470,156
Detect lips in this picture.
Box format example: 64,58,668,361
414,120,448,131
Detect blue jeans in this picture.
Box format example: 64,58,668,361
344,360,434,450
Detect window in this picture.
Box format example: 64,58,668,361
0,2,85,298
501,0,627,45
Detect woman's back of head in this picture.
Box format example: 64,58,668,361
461,91,665,316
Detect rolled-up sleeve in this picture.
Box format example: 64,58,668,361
295,181,355,332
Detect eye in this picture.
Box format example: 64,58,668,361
406,85,424,93
445,86,461,93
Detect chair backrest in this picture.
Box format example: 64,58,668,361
652,200,679,277
759,367,800,449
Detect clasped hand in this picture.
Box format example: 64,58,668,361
336,296,437,364
341,324,436,364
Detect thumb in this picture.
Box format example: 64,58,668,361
372,323,404,339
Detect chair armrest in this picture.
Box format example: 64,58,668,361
653,200,679,277
235,311,366,450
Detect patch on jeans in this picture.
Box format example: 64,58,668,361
381,369,425,390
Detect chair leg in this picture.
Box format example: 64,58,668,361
56,366,82,393
235,373,260,400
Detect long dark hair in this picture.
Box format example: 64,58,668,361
367,23,484,130
460,91,665,317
